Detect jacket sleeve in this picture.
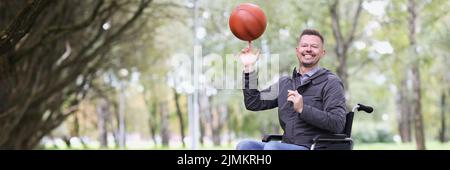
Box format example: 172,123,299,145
299,76,347,133
242,70,278,111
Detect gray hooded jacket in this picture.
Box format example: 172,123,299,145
243,67,347,147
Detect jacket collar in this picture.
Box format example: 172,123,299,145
293,67,324,79
293,67,329,87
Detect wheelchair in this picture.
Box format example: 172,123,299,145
262,103,373,150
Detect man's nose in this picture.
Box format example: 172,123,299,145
306,46,312,52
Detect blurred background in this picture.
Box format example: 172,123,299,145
0,0,449,150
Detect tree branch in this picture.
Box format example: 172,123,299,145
330,0,344,56
344,0,363,50
0,0,52,57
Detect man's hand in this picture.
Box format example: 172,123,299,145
237,47,260,73
287,90,303,113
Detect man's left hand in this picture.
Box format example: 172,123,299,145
287,90,303,113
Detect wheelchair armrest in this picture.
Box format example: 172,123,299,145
262,134,283,142
311,134,354,150
312,134,351,142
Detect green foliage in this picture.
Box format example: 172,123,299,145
353,125,395,143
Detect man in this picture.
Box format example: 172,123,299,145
236,29,347,150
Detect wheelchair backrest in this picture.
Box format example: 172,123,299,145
343,111,354,137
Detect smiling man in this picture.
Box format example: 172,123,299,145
236,29,347,150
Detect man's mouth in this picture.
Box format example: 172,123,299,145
303,54,315,59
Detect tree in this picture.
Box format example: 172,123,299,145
419,0,450,144
0,0,152,149
407,0,426,150
329,0,363,91
173,88,186,147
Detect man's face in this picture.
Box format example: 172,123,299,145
296,35,325,68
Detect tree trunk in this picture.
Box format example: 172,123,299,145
143,87,159,146
173,88,186,148
112,101,120,148
411,65,425,149
117,81,127,149
408,0,426,150
148,100,158,146
199,114,205,146
198,93,209,146
439,92,447,143
160,101,170,146
212,104,227,146
71,112,88,149
97,98,109,148
397,75,412,143
329,0,363,104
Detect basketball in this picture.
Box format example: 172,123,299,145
229,3,267,42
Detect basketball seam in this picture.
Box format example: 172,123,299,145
238,9,266,40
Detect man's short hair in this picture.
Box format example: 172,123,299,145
299,29,324,44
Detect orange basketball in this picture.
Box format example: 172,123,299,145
229,3,267,42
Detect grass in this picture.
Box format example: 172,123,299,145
41,137,450,150
43,141,450,150
353,141,450,150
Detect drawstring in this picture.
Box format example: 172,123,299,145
282,77,297,110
